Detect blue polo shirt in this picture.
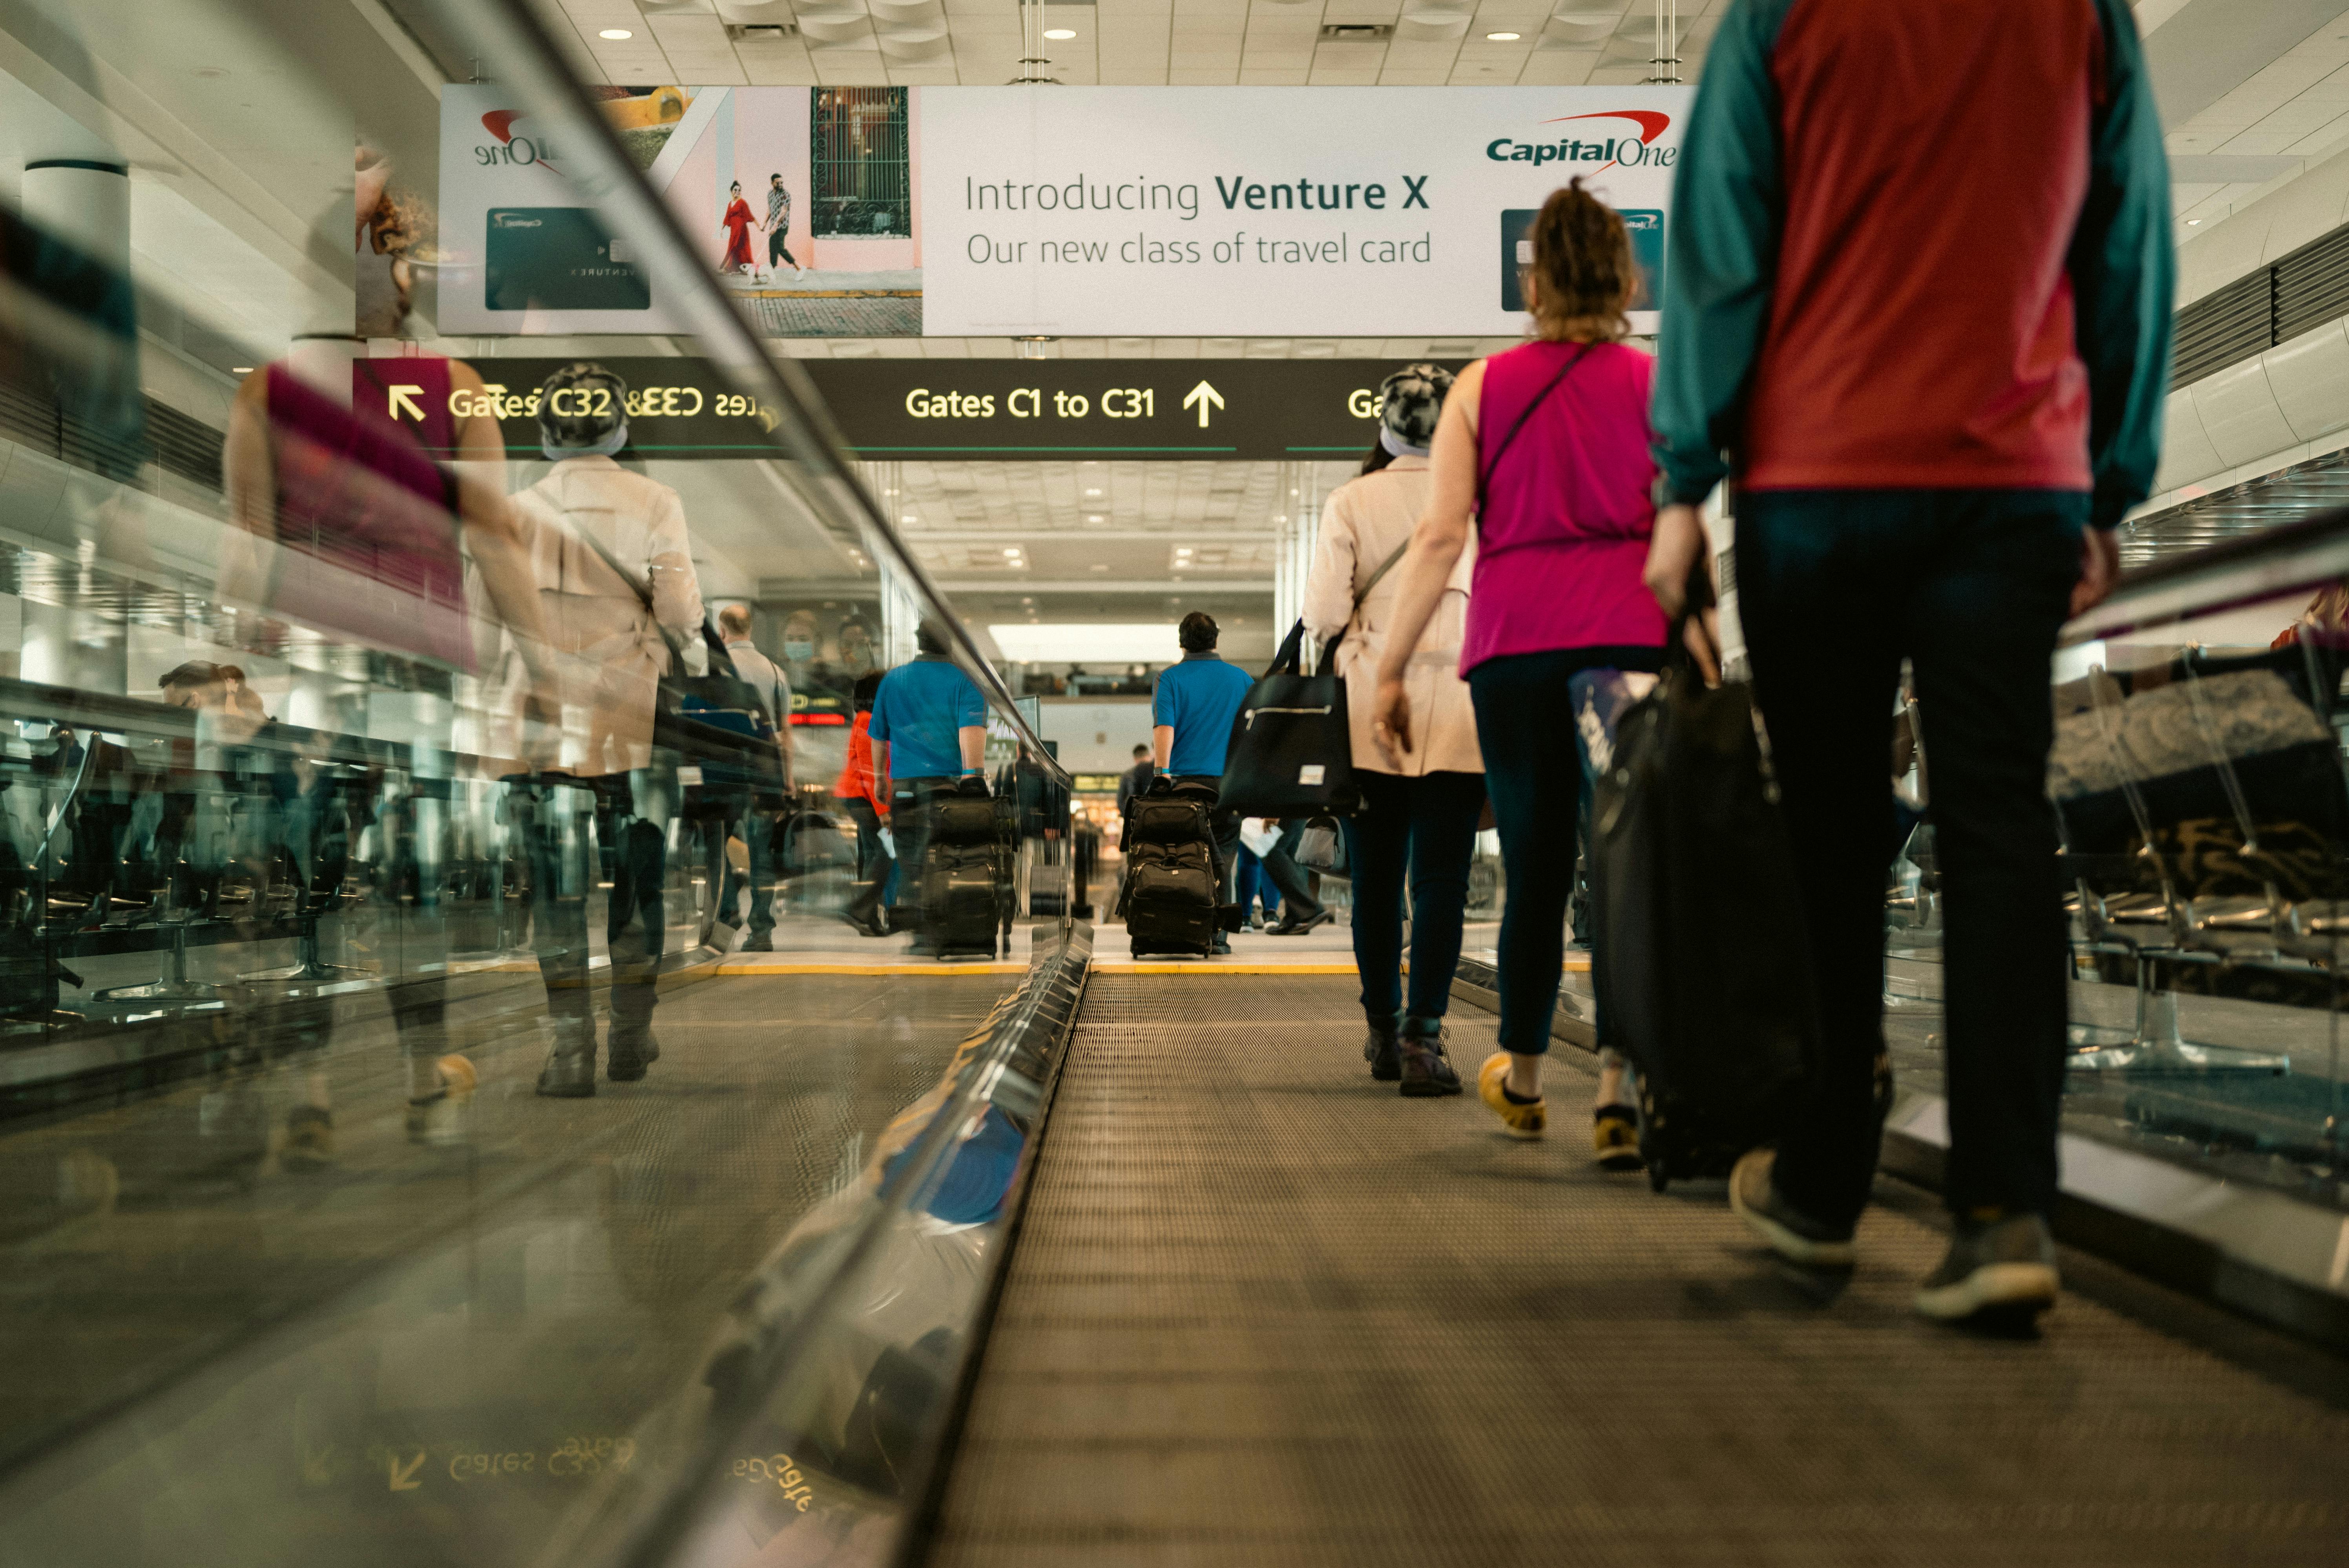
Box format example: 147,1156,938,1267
868,656,986,779
1152,650,1254,776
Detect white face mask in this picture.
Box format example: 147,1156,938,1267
782,638,816,662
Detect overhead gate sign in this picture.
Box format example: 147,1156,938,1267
437,86,1690,339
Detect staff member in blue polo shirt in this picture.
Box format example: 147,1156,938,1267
869,624,988,950
1152,611,1254,951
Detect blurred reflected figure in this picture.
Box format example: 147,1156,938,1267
508,362,706,1095
869,627,986,954
219,334,553,1134
715,604,791,951
834,671,891,938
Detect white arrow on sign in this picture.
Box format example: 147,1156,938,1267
386,384,426,422
1182,380,1225,429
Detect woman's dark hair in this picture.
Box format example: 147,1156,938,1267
1523,178,1638,342
1177,612,1218,652
729,180,741,191
1359,434,1395,476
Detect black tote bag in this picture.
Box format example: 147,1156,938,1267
1216,620,1359,817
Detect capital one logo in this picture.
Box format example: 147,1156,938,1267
475,109,557,168
1486,111,1677,172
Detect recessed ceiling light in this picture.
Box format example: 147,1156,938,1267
1044,27,1077,39
599,28,632,39
1003,547,1021,557
231,366,253,373
1087,514,1104,522
1486,31,1520,40
1084,488,1101,497
2186,217,2203,226
1091,563,1109,571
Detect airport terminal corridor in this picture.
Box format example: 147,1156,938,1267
3,0,2349,1564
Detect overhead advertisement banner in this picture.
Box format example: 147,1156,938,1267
921,87,1689,338
436,86,1689,339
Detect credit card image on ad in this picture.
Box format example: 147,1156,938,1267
1500,207,1666,314
484,208,650,312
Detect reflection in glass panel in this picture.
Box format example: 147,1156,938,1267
0,4,1072,1565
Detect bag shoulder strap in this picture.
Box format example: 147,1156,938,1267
1355,537,1411,610
1477,343,1592,500
555,506,702,667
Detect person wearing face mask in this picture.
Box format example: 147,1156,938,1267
836,617,877,682
506,361,706,1095
779,611,820,672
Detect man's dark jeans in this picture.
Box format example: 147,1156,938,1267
887,777,950,935
1170,776,1241,905
1342,769,1485,1022
841,795,889,924
1737,489,2084,1226
1261,818,1323,921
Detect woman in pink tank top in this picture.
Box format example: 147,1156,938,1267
1371,181,1666,1163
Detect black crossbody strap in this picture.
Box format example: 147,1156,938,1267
1477,343,1592,501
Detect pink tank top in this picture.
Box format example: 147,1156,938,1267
1462,340,1668,674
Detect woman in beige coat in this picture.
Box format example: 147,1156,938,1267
1301,365,1483,1098
503,364,706,1097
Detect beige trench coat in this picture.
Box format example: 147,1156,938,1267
504,456,705,777
1300,456,1484,778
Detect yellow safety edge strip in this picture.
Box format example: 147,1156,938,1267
714,962,1026,976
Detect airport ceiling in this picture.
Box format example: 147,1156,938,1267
515,0,1727,90
4,0,2347,626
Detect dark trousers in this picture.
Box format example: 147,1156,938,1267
768,229,798,268
511,770,669,1041
1261,819,1322,920
1234,844,1281,918
715,805,777,937
1738,489,2083,1225
1171,776,1241,904
841,796,889,922
1342,769,1486,1022
1470,647,1661,1056
888,777,949,933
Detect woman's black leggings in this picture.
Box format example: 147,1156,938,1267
1340,769,1486,1022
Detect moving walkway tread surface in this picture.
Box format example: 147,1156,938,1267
932,974,2349,1567
0,967,1015,1568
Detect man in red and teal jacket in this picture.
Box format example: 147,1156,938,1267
1645,0,2173,1327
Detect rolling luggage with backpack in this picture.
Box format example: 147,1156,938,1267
1589,570,1818,1192
1118,777,1224,957
923,778,1002,958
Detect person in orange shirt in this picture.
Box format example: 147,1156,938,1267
833,670,891,936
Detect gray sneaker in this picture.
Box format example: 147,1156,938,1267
1914,1212,2059,1325
1728,1148,1857,1267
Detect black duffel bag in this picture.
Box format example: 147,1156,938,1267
1216,620,1359,818
1591,570,1817,1193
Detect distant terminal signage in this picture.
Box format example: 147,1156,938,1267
1070,774,1125,794
350,358,1464,462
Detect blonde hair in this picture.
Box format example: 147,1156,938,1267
1523,179,1639,343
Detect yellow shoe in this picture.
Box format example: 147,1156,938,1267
1477,1053,1545,1140
1592,1104,1644,1170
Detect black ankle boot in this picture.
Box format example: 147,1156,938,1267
1362,1012,1402,1082
1398,1016,1462,1098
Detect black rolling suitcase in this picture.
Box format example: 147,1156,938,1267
1119,778,1223,957
923,783,1002,958
1590,597,1818,1192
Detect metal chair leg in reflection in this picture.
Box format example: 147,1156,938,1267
92,903,224,1005
240,893,370,986
2066,947,2287,1076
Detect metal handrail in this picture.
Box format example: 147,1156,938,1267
2066,506,2349,645
428,0,1073,791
